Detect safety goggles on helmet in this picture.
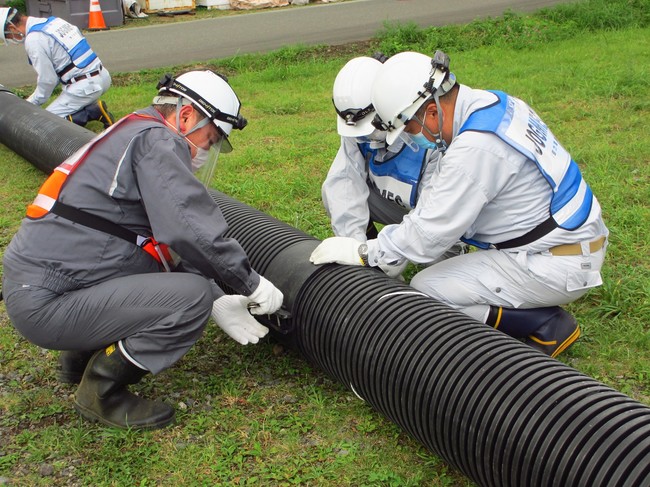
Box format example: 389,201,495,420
372,84,433,132
157,72,247,153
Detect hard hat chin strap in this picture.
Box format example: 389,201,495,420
432,92,447,152
174,97,211,137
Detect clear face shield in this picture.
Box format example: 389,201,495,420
191,138,222,188
160,98,226,188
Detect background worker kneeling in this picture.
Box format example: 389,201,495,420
0,7,114,128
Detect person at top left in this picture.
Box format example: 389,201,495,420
1,7,114,128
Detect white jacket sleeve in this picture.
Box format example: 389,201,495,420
321,136,371,242
367,135,514,266
24,35,59,106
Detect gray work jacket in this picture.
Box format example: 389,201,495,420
3,107,260,297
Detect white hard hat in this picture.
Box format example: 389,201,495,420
371,51,456,145
332,56,382,137
157,70,247,153
1,7,19,45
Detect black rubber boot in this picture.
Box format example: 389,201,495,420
485,305,547,338
57,350,95,384
74,344,175,430
66,109,91,127
523,307,580,358
86,100,115,128
487,306,580,358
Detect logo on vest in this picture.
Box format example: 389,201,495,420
525,107,548,156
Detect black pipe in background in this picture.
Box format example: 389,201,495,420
0,86,94,173
1,88,649,487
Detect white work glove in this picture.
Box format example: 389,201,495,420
309,237,365,266
247,275,284,315
211,295,269,345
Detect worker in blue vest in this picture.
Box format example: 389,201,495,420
311,51,609,358
0,7,114,128
322,55,464,278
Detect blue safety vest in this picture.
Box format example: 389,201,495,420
458,90,593,249
359,142,428,210
28,17,97,72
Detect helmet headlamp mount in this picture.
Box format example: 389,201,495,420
422,50,455,99
333,100,375,127
371,113,391,132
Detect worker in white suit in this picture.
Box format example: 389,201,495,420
311,51,608,358
1,7,114,127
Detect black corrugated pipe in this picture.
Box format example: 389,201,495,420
0,85,94,172
1,89,649,487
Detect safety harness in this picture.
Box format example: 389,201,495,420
26,112,176,271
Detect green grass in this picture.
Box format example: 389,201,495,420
1,0,649,484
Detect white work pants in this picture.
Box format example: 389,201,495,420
409,246,606,323
46,68,111,117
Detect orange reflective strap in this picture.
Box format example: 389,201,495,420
25,112,164,220
26,169,68,219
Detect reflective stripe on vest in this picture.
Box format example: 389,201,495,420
26,169,69,218
458,90,593,248
28,17,97,70
25,113,177,270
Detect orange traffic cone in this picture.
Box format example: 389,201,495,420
88,0,108,30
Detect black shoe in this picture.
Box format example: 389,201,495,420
74,344,175,430
522,307,580,358
57,350,95,384
96,100,115,128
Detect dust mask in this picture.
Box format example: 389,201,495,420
191,147,210,172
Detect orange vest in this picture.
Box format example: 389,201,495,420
26,112,176,271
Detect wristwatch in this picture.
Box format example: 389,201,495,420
358,243,369,266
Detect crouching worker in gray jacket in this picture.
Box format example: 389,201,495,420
2,70,284,430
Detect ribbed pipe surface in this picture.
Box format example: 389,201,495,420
2,92,649,487
0,86,94,172
213,192,650,487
